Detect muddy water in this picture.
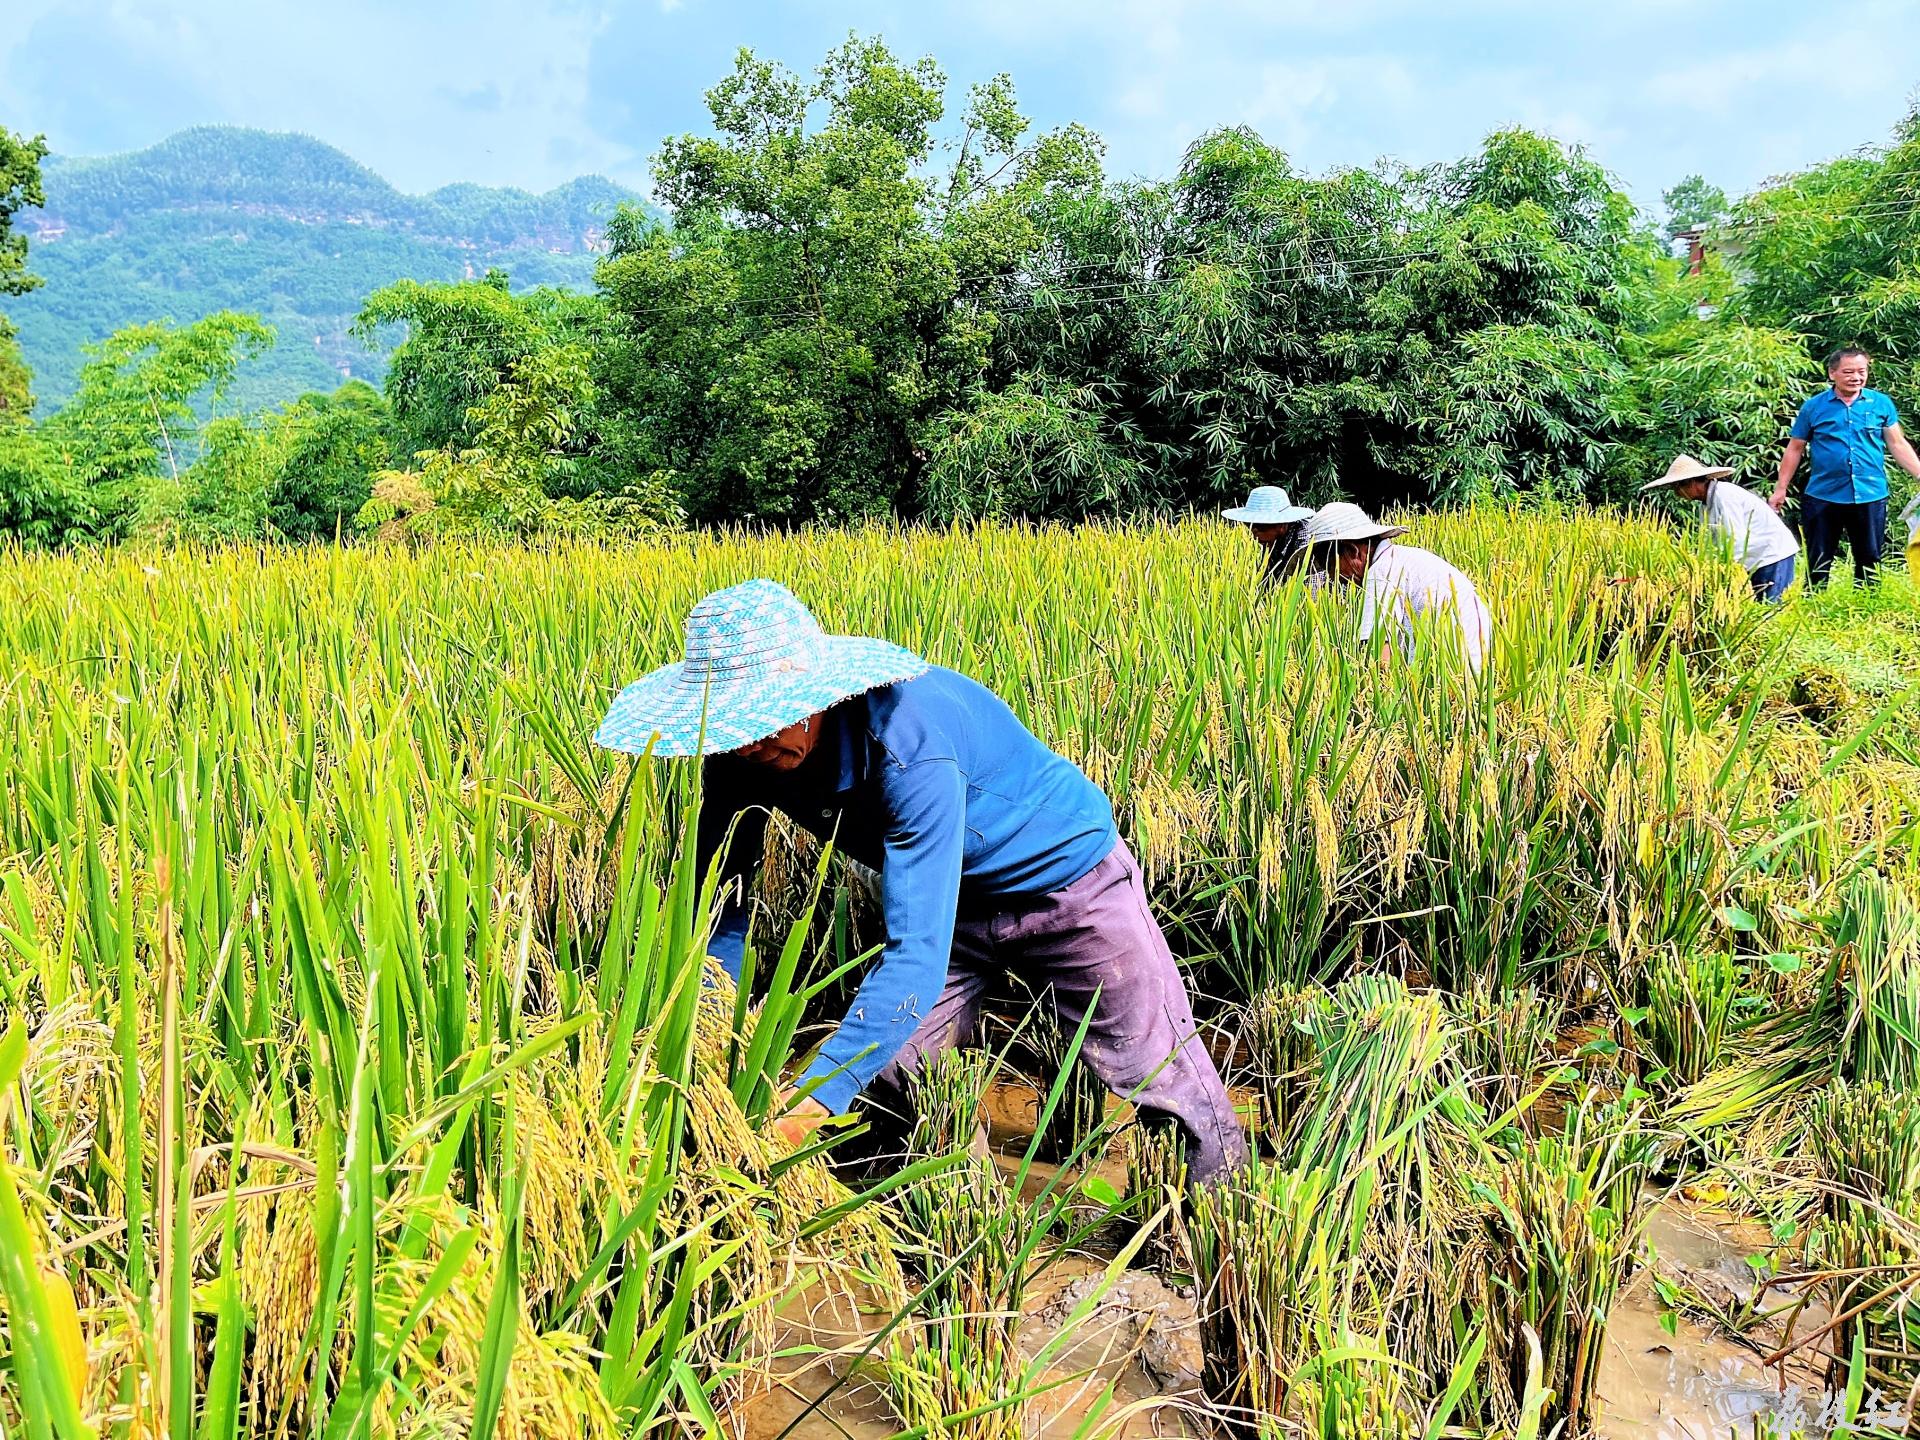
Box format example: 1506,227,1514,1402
1594,1279,1825,1439
741,1253,1199,1440
745,1085,1902,1440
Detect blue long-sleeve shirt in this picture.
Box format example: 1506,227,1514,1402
697,667,1118,1114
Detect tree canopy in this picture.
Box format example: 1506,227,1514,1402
0,43,1912,544
0,124,48,425
593,37,1101,523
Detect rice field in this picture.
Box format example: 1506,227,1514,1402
1,509,1919,1439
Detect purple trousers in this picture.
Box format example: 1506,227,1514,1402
863,840,1248,1183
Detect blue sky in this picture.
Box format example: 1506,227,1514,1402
3,0,1916,214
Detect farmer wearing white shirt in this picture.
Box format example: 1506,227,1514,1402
1644,454,1799,601
1302,503,1493,674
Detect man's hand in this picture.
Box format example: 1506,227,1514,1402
1774,437,1805,512
770,1092,832,1150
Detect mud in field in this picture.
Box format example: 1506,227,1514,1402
742,1256,1200,1440
743,1085,1908,1440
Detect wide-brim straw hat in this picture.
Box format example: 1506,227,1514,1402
1642,454,1735,491
1222,485,1315,525
1300,502,1407,547
594,579,928,758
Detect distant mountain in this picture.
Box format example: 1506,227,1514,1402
7,126,654,414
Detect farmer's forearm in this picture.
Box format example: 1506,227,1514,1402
799,760,968,1113
1775,440,1805,493
1771,441,1805,508
1890,433,1920,480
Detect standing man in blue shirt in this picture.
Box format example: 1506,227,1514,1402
1771,347,1920,586
595,579,1248,1182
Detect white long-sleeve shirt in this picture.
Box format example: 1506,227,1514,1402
1358,542,1493,674
1704,481,1797,571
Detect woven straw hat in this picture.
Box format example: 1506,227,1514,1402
1642,454,1735,491
1222,485,1315,525
594,579,927,757
1300,502,1407,546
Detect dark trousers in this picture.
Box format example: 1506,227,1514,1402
1801,494,1886,586
860,841,1248,1182
1748,555,1796,602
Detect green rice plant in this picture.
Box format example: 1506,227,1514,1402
1822,872,1920,1090
1186,1162,1356,1432
1198,586,1377,996
1395,683,1586,994
0,512,1915,1436
1445,981,1568,1121
1459,1100,1659,1435
0,1021,93,1440
1283,975,1478,1235
1186,1156,1490,1440
1641,947,1740,1088
1004,981,1114,1167
0,684,897,1440
885,1051,1028,1440
1804,1081,1920,1396
1122,1121,1188,1276
881,1041,1139,1440
1234,984,1331,1148
1188,977,1505,1435
1678,870,1920,1144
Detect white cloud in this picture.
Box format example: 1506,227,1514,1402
3,0,642,192
1114,77,1166,121
3,0,1917,211
1642,18,1906,118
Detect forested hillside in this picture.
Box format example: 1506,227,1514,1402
9,127,647,412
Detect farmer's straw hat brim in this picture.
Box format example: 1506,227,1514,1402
1301,502,1407,547
595,639,926,757
1222,484,1315,526
593,579,928,758
1643,454,1735,491
1223,505,1317,524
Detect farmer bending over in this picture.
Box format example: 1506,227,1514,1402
594,579,1248,1183
1303,503,1493,674
1644,455,1798,601
1221,485,1315,584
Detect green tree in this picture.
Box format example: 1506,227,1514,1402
1730,103,1920,402
140,414,281,541
978,123,1654,511
0,311,272,544
597,35,1100,523
360,345,678,537
1661,174,1729,238
0,124,49,426
0,124,47,302
356,270,604,458
920,373,1146,520
1617,321,1818,486
0,334,29,426
267,380,391,540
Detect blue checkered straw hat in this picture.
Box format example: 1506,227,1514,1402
1221,485,1315,525
594,579,928,758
